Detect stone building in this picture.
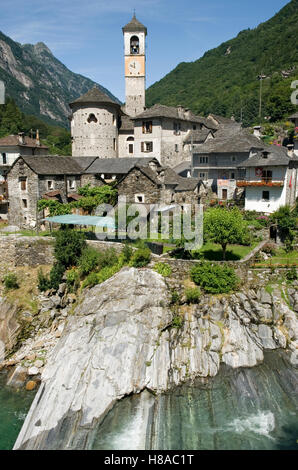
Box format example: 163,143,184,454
117,164,204,207
237,145,298,213
0,133,48,182
7,156,87,228
289,112,298,156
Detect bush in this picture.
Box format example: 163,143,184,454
121,244,133,264
171,290,180,304
154,262,172,277
130,247,151,268
78,246,100,276
54,229,86,268
3,273,19,290
66,267,80,292
97,248,118,270
172,315,183,329
37,269,51,292
286,266,297,281
185,287,201,304
190,262,239,294
49,262,65,290
82,265,120,289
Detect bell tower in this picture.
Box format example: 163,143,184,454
122,14,147,117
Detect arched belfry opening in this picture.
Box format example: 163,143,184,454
87,113,98,123
130,36,139,54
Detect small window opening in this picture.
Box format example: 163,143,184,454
87,113,98,123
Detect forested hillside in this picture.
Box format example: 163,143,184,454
146,0,298,126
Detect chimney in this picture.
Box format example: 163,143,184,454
157,169,165,184
287,144,294,158
177,105,185,119
36,129,40,147
18,132,25,145
253,126,262,139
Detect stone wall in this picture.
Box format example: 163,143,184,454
0,236,55,267
117,167,161,204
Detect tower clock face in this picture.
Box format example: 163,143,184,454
125,56,145,77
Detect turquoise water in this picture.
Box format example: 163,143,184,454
0,373,36,450
91,352,298,450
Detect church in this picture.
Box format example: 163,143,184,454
69,14,218,168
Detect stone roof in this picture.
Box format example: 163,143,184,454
183,128,214,144
0,135,48,149
122,14,147,35
85,157,160,175
238,145,290,168
173,161,191,176
69,86,120,108
208,114,241,127
12,156,83,175
71,157,98,171
119,115,134,132
174,177,200,191
194,129,264,154
132,104,213,127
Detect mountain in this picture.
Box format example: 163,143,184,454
0,31,120,127
146,0,298,126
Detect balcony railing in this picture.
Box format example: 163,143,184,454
236,178,284,187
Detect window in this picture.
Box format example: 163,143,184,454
130,36,139,54
129,144,134,154
22,199,28,209
261,151,269,159
231,156,236,162
142,121,152,134
87,113,98,123
141,142,153,153
174,122,181,134
175,144,179,152
262,170,272,182
135,194,145,203
113,138,117,151
199,156,208,164
262,191,270,201
230,172,235,180
47,180,54,190
68,179,76,190
199,173,208,180
222,189,228,200
19,177,27,191
2,153,6,165
193,125,197,130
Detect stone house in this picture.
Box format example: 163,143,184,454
7,156,87,228
116,164,203,207
191,127,265,200
237,145,298,213
0,133,48,182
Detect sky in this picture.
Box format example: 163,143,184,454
0,0,291,101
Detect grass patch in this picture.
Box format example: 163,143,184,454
253,248,298,267
191,242,257,261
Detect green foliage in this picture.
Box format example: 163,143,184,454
97,248,119,270
37,199,72,216
118,244,133,267
81,265,120,289
286,266,298,281
171,290,180,305
37,269,51,292
49,262,65,290
271,205,297,245
204,208,247,260
66,267,80,292
154,262,172,277
3,273,19,290
185,287,201,304
171,315,184,329
130,247,151,268
78,246,101,276
146,1,298,126
190,262,239,294
54,229,87,268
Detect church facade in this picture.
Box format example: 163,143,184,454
69,14,217,168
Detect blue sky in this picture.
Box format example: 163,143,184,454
0,0,290,101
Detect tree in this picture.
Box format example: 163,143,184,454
270,205,297,249
204,207,246,260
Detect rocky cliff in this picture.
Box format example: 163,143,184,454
12,267,298,450
0,31,120,126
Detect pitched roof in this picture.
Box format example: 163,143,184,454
132,104,212,126
71,157,98,171
122,14,147,35
183,128,214,144
174,177,200,191
0,135,48,149
119,115,134,131
69,86,120,108
85,157,160,175
194,129,264,154
13,156,83,175
238,145,290,168
173,161,191,176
